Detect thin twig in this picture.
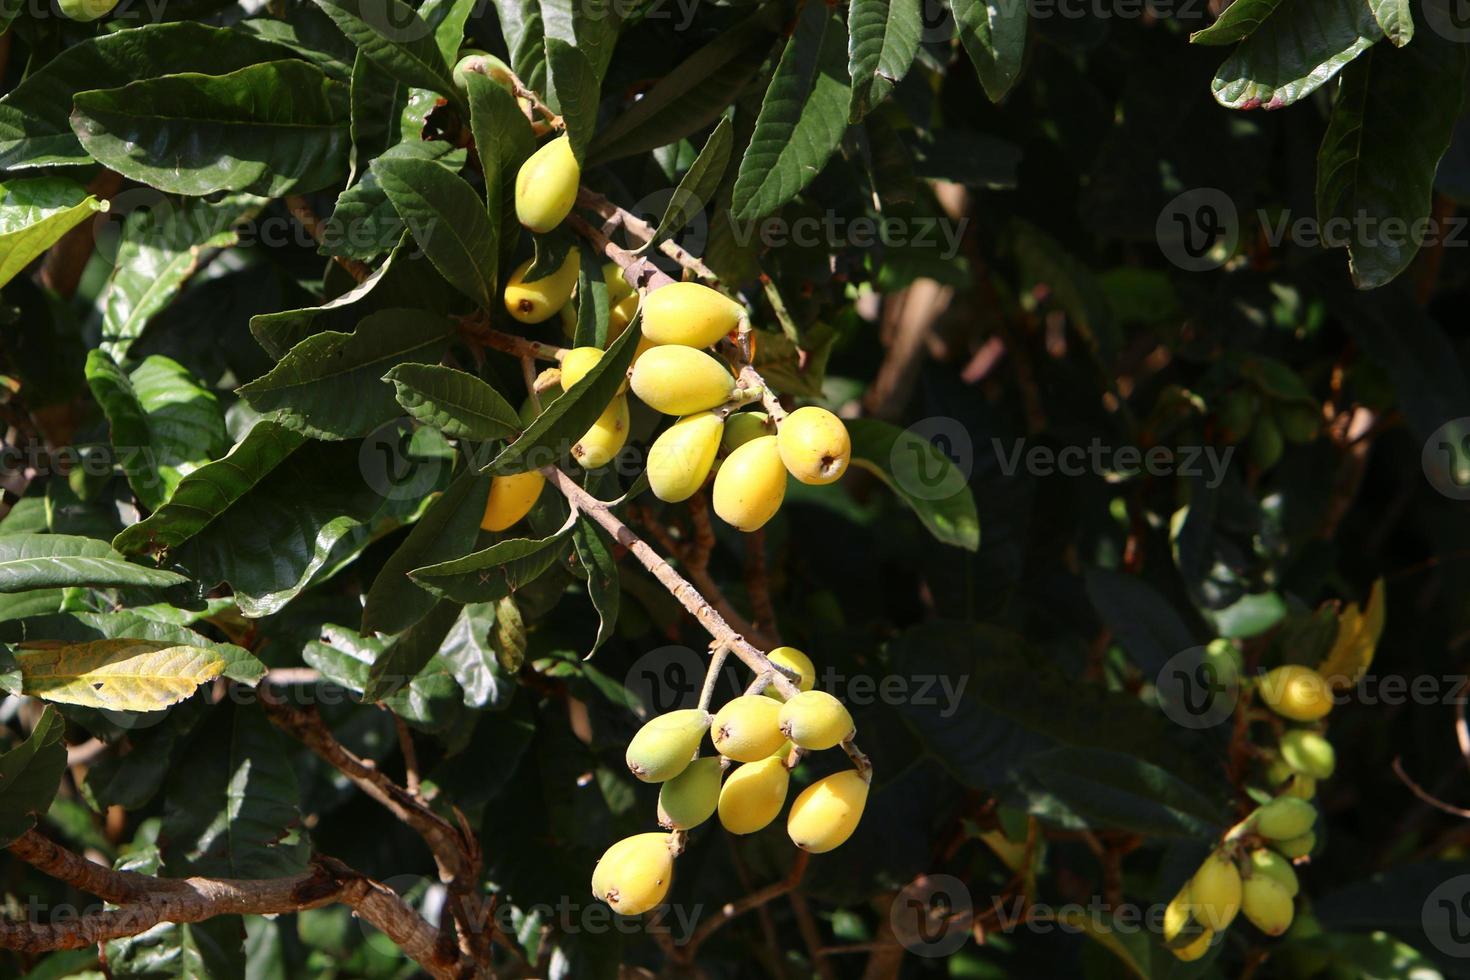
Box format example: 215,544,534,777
575,188,718,283
459,312,567,362
680,852,810,956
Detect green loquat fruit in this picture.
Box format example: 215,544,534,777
515,134,579,233
481,471,545,532
1171,928,1214,962
712,435,787,532
603,262,634,303
1272,832,1316,859
723,411,773,454
787,769,868,853
591,832,674,915
58,0,117,18
641,282,744,349
777,406,851,485
778,690,855,751
504,251,580,325
625,708,710,783
573,395,630,470
717,756,789,834
1252,797,1317,841
1258,664,1334,722
710,695,786,762
1247,848,1299,897
1280,729,1335,780
658,757,722,830
452,51,516,94
647,413,724,503
1240,875,1294,936
629,345,736,416
1190,850,1242,930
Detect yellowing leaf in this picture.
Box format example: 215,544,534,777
13,639,227,711
1316,579,1385,690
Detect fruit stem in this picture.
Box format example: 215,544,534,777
842,739,873,781
745,671,774,697
699,643,730,712
576,187,720,283
458,313,567,361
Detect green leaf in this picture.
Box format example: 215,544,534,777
0,177,109,289
439,601,514,708
100,195,264,360
312,0,458,99
1016,746,1227,837
588,8,778,164
362,466,493,634
112,421,306,556
385,363,522,441
0,707,66,848
540,0,623,81
1210,0,1384,110
545,38,600,162
160,704,309,879
494,0,548,91
950,0,1028,102
347,49,407,177
1371,0,1413,46
303,624,466,731
320,140,464,262
0,23,297,170
848,0,922,122
363,597,462,700
467,72,536,253
238,309,456,440
0,534,188,593
374,156,499,309
86,352,230,512
423,0,479,62
1316,34,1466,289
845,418,980,552
573,242,609,348
571,518,618,658
1084,569,1195,675
411,524,574,603
731,3,852,222
638,117,733,256
483,313,641,475
1190,0,1286,46
71,61,350,197
6,639,234,712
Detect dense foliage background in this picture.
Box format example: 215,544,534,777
3,0,1470,976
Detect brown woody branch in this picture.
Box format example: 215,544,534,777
676,851,810,958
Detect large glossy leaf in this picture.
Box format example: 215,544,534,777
0,534,188,593
239,309,456,440
363,597,462,700
4,639,232,712
467,72,536,254
588,8,778,164
0,611,265,686
848,0,922,122
160,704,309,879
1015,746,1227,837
545,38,600,162
71,61,351,197
0,177,108,289
410,523,574,603
1371,0,1414,46
540,0,622,81
322,141,464,262
638,117,733,256
950,0,1028,102
362,466,493,635
483,313,641,475
86,352,230,512
423,0,479,61
0,707,66,848
731,3,852,222
1210,0,1384,110
112,422,306,556
1316,33,1466,288
374,156,498,309
347,49,407,179
100,195,265,360
304,623,465,731
0,23,296,170
1085,568,1196,675
439,601,514,708
845,418,980,552
1190,0,1286,45
385,363,522,441
312,0,458,99
493,0,548,90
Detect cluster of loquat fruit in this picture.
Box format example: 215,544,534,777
1163,648,1337,960
592,647,870,916
476,89,854,538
